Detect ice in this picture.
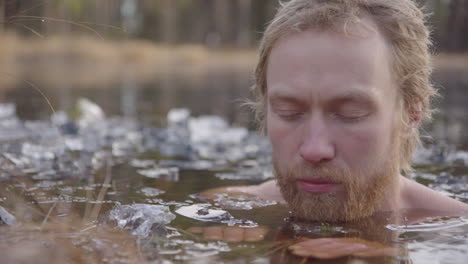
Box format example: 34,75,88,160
76,97,105,128
153,109,272,166
0,206,17,225
175,204,257,226
64,137,84,151
206,193,277,210
0,118,28,143
215,168,273,181
167,108,190,125
0,103,16,119
21,142,61,160
0,101,273,191
112,131,143,157
413,143,468,166
386,216,468,232
138,167,179,181
159,159,222,171
175,204,232,222
139,187,165,197
108,204,176,237
129,159,156,168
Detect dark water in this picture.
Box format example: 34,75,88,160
3,65,468,148
0,66,467,263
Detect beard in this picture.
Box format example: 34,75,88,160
274,145,400,222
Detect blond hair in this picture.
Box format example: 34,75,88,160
252,0,438,174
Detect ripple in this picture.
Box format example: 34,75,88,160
386,216,468,232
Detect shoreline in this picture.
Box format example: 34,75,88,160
0,32,467,88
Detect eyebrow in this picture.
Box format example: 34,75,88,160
268,89,377,105
328,91,377,107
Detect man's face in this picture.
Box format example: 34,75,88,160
266,25,401,222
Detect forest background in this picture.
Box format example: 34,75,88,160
0,0,467,128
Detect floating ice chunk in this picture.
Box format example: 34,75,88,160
447,151,468,165
140,187,165,197
176,203,257,226
168,108,190,125
175,204,232,222
0,206,16,225
189,116,227,143
0,103,16,119
138,167,179,181
159,159,221,170
0,118,27,142
189,116,247,144
112,131,143,157
130,159,156,168
209,193,277,210
386,216,468,232
50,110,68,126
108,204,175,237
21,142,59,160
24,121,62,140
215,168,273,181
64,137,84,151
76,98,105,128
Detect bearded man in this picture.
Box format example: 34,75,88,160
206,0,468,222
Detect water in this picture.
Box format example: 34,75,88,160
0,67,468,263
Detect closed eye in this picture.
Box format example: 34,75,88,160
275,110,304,121
334,110,371,122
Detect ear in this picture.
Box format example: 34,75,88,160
409,108,421,126
400,103,422,137
402,106,422,136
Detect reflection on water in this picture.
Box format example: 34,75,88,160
0,95,467,263
1,63,468,149
1,59,468,263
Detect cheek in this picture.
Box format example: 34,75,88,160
336,122,392,168
267,115,301,159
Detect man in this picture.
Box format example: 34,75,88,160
210,0,468,223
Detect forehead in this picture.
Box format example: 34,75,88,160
266,23,395,102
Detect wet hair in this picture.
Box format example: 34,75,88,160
251,0,438,174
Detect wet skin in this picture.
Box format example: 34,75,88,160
203,19,468,220
197,17,468,262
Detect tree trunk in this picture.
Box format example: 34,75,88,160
160,0,177,44
236,0,252,47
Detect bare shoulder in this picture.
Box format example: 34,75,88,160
400,176,468,215
200,180,286,203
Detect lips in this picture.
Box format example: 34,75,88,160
297,178,340,194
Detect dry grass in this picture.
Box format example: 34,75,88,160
0,32,257,88
0,162,147,264
433,53,468,71
1,32,467,90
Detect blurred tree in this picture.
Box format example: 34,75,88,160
160,0,177,44
445,0,468,52
1,0,467,52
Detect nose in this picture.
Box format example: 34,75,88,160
299,116,335,165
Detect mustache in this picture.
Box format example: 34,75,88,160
278,164,353,182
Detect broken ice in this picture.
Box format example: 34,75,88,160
175,204,257,226
175,204,232,222
0,206,17,226
108,204,175,237
138,167,179,181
